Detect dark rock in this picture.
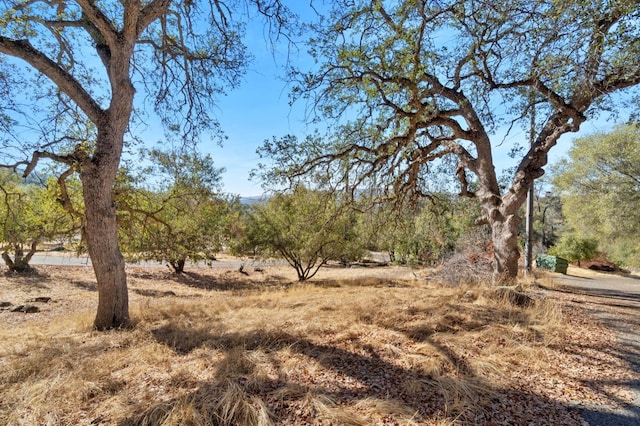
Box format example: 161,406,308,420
0,301,12,308
28,297,51,303
589,264,616,272
11,304,40,313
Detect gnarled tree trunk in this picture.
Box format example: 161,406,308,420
1,240,39,273
475,166,526,285
490,214,521,285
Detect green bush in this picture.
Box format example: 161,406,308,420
548,233,598,266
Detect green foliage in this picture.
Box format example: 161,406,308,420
0,170,79,271
236,187,363,281
116,149,229,273
552,124,640,266
358,194,480,266
533,192,564,250
548,233,598,266
604,241,640,269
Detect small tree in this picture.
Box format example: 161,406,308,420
238,187,363,281
549,233,598,267
117,149,227,273
0,172,79,272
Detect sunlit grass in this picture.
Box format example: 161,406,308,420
0,265,596,425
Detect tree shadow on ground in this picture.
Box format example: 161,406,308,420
550,285,640,425
566,274,594,279
131,288,177,298
547,285,640,312
135,322,585,425
387,290,640,425
312,276,413,288
165,270,291,292
151,322,226,354
168,271,265,291
70,280,98,291
558,285,640,305
3,268,51,290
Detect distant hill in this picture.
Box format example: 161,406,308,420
239,196,267,206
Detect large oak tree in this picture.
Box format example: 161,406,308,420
274,0,640,282
0,0,290,329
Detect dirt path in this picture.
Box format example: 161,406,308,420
552,267,640,425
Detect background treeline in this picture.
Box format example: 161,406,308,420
1,125,638,275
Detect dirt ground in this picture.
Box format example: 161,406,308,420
550,266,640,425
1,262,639,425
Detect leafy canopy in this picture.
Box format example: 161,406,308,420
116,149,228,273
0,170,79,271
548,234,598,266
238,186,363,281
552,124,640,266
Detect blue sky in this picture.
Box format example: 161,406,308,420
184,7,315,197
171,6,622,197
204,47,307,197
200,59,616,197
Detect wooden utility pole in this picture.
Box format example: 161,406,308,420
524,94,536,276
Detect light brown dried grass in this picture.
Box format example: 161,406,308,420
0,264,596,425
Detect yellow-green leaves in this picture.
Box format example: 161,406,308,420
552,124,640,266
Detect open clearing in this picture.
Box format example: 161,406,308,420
1,263,638,425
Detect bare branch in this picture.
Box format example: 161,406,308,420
0,37,105,124
22,150,81,178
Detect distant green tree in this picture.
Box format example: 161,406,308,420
552,125,640,266
117,149,228,273
548,233,598,267
0,171,79,272
237,187,363,281
358,194,480,266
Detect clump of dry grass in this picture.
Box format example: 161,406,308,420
0,264,609,425
124,381,272,426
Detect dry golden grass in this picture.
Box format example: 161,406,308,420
0,263,633,425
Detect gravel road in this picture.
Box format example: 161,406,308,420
28,253,272,269
552,269,640,425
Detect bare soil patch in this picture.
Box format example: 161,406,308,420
1,263,637,425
